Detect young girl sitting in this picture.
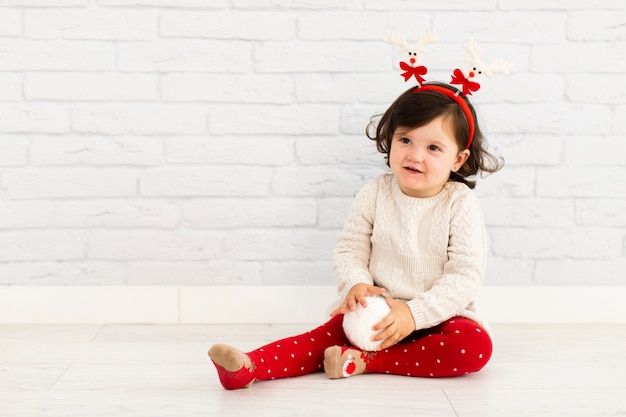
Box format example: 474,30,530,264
208,78,504,390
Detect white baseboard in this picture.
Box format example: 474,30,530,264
0,285,624,324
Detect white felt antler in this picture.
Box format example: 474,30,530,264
462,38,512,78
385,30,438,55
463,39,483,68
416,30,438,54
483,59,512,77
385,31,411,53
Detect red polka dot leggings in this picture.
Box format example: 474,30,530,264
244,315,492,382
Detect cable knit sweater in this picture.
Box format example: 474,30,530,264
333,173,488,331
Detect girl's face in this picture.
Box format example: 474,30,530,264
389,115,470,198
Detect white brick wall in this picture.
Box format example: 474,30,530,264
0,1,624,288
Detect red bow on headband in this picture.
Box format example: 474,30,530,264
399,61,427,84
450,68,480,96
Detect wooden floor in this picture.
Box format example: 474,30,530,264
1,323,625,417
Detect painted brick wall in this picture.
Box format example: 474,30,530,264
0,0,624,286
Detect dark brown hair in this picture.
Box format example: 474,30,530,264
366,82,503,189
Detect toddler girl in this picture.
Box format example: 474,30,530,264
209,81,503,390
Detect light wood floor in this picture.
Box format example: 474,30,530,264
1,323,625,417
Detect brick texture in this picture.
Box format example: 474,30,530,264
0,2,624,286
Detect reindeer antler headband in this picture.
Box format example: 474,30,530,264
385,31,511,149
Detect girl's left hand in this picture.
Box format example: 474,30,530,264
371,298,416,351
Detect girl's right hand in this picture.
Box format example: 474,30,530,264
329,283,385,317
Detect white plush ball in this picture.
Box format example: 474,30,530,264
342,295,391,351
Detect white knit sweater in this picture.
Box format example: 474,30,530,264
333,173,488,331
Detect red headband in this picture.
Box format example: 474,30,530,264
414,85,475,150
386,32,511,150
